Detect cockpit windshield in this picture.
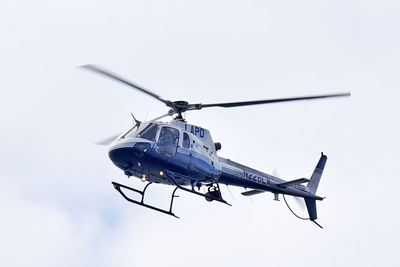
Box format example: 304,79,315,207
121,123,158,141
136,123,158,141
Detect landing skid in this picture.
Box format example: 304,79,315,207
112,181,180,218
111,170,231,218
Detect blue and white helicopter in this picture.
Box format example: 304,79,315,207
83,65,350,228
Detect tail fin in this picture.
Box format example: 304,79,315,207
305,198,317,221
306,152,327,195
305,153,327,226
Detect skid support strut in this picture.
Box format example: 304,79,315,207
165,171,231,206
111,182,180,218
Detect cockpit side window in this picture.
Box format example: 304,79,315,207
183,132,190,149
157,126,179,157
136,123,158,141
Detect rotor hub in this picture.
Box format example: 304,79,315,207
167,101,190,121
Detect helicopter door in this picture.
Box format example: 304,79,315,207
178,132,192,170
156,126,179,158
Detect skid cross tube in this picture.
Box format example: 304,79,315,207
111,182,180,218
165,171,231,206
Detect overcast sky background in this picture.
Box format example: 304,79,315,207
1,0,399,266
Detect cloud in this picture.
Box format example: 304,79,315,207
1,0,400,266
0,186,100,267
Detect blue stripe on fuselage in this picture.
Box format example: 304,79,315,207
108,144,220,184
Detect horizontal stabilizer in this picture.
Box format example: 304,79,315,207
277,178,309,188
241,189,265,196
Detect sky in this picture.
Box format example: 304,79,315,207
1,0,399,266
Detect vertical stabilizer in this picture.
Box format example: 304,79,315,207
307,153,327,195
305,198,317,221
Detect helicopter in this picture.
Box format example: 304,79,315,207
82,64,350,228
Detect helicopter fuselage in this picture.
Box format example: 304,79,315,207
108,120,320,200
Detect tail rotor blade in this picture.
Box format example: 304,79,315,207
293,196,306,212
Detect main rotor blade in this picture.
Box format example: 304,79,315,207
95,133,121,146
198,93,350,109
81,64,169,105
148,110,176,122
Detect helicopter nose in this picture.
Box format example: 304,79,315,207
108,142,151,170
109,147,132,170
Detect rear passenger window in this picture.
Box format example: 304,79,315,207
183,133,190,149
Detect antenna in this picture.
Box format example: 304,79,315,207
130,113,140,125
